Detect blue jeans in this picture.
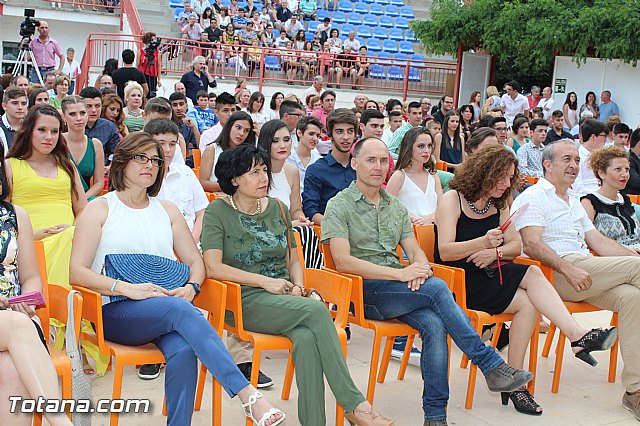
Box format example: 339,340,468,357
362,277,504,421
103,297,249,426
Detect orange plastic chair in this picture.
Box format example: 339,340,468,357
73,286,167,426
627,194,640,204
413,224,435,262
524,176,539,185
192,149,202,169
219,266,352,426
436,161,448,171
322,244,422,405
533,262,619,393
193,167,200,179
206,192,218,202
190,279,228,426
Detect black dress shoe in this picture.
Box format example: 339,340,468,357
237,362,274,388
138,363,163,380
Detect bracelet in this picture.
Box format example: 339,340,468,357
293,284,305,293
110,279,120,296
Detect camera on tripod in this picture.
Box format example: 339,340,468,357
144,38,162,65
19,9,40,39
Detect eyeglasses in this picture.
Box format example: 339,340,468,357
287,112,302,117
131,154,164,168
494,127,508,132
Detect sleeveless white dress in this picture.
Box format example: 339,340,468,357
396,170,438,217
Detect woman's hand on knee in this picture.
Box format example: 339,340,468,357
165,285,196,302
122,282,168,300
263,278,294,295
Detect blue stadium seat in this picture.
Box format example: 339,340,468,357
347,12,363,25
393,53,408,64
363,0,375,3
362,13,378,26
173,7,184,18
369,3,384,15
395,17,410,30
357,26,372,37
169,0,183,7
376,51,393,64
387,65,403,80
389,28,403,41
354,2,368,13
338,0,353,12
379,16,393,27
372,26,387,38
220,0,231,5
306,31,315,41
408,67,420,82
404,29,417,42
341,23,355,34
238,1,248,9
332,11,347,24
366,38,382,52
265,56,281,71
317,9,330,20
390,0,403,6
385,5,399,17
412,54,426,62
374,0,389,4
399,6,415,19
399,41,414,54
370,64,386,79
381,39,397,52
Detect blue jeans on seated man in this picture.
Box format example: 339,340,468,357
103,296,250,426
362,277,505,421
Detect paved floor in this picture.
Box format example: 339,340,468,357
82,310,637,425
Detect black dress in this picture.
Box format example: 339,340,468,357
434,195,528,314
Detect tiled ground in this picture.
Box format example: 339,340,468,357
80,311,636,425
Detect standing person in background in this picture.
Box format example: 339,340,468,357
537,87,555,120
28,21,63,84
61,48,81,96
500,80,530,128
580,91,599,120
481,85,502,116
139,32,163,99
563,92,578,130
526,86,541,110
111,50,148,101
469,91,482,121
180,56,217,105
599,90,620,122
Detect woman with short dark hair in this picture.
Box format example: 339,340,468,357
202,143,394,426
70,133,285,426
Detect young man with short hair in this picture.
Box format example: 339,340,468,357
572,119,609,197
288,115,323,192
303,108,358,224
311,90,336,132
111,49,148,100
432,95,453,125
517,118,547,178
0,88,27,152
199,92,236,152
382,110,404,146
388,101,422,158
610,123,631,149
79,86,120,164
280,100,306,149
499,80,529,127
144,97,187,164
169,92,200,168
545,110,573,145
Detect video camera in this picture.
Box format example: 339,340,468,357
19,9,40,39
144,38,162,64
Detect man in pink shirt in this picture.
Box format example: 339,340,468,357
28,21,63,83
311,90,336,131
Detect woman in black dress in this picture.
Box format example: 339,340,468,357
434,145,618,416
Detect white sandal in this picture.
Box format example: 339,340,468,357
242,391,286,426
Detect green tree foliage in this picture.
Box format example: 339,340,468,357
411,0,640,87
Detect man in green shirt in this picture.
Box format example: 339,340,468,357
321,137,533,425
388,101,423,159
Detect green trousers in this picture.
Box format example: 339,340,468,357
236,287,366,426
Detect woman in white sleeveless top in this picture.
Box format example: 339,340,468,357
69,133,285,426
386,127,443,225
258,120,325,268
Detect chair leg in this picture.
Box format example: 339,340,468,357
194,362,207,411
281,351,295,400
377,336,395,383
246,351,262,426
527,320,540,395
213,379,222,426
551,332,566,394
33,412,43,426
366,334,383,404
542,323,557,358
465,323,483,410
609,312,619,383
490,322,503,348
397,334,415,381
110,363,124,426
335,401,345,426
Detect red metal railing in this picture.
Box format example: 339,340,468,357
43,0,124,30
77,33,457,100
121,0,143,38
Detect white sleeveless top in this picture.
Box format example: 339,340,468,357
92,192,175,305
396,170,438,217
209,143,224,183
269,170,291,209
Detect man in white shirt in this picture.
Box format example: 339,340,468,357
571,119,609,197
536,86,555,120
512,140,640,422
500,80,530,127
343,31,360,51
284,14,304,39
287,115,322,192
198,92,236,152
303,76,325,100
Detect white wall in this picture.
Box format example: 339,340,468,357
552,56,640,128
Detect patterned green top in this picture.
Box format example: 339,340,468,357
201,197,296,285
321,182,414,269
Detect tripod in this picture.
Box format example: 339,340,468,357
13,37,43,85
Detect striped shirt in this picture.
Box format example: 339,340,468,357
511,178,594,257
516,142,545,178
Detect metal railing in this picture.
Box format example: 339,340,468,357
43,0,125,30
77,33,457,100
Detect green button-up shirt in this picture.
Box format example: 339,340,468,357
387,122,414,159
321,182,414,269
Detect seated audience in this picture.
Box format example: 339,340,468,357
0,88,27,152
201,143,393,426
286,115,322,192
507,117,529,153
436,145,617,415
544,110,573,145
101,93,129,139
69,133,285,426
28,87,50,109
434,111,466,169
123,82,146,134
323,137,536,425
79,87,120,164
626,128,640,195
572,119,609,197
199,92,236,152
516,118,547,178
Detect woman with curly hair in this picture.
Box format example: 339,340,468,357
101,93,128,139
434,145,619,417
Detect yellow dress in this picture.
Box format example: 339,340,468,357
9,158,109,375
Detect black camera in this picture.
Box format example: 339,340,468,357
144,38,162,64
19,9,40,39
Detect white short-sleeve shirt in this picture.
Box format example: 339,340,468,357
511,178,594,257
571,144,599,197
199,123,223,153
500,93,530,127
157,163,209,231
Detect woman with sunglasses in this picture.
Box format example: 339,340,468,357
434,145,618,416
69,132,285,426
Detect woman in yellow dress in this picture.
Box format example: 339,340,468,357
5,104,108,374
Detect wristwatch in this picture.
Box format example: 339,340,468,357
187,281,201,296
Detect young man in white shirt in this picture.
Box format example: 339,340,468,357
500,80,530,127
287,115,322,192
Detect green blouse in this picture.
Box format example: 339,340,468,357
201,197,296,285
124,114,144,133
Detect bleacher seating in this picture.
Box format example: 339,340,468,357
341,24,355,34
389,28,404,41
381,39,397,52
338,0,353,12
379,16,393,28
395,17,410,30
332,11,347,23
363,13,378,26
169,0,182,7
369,3,384,15
372,26,388,38
357,26,373,38
347,12,363,25
385,5,399,17
366,38,383,52
265,56,281,71
354,2,368,13
399,6,415,19
387,65,403,80
399,41,414,54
